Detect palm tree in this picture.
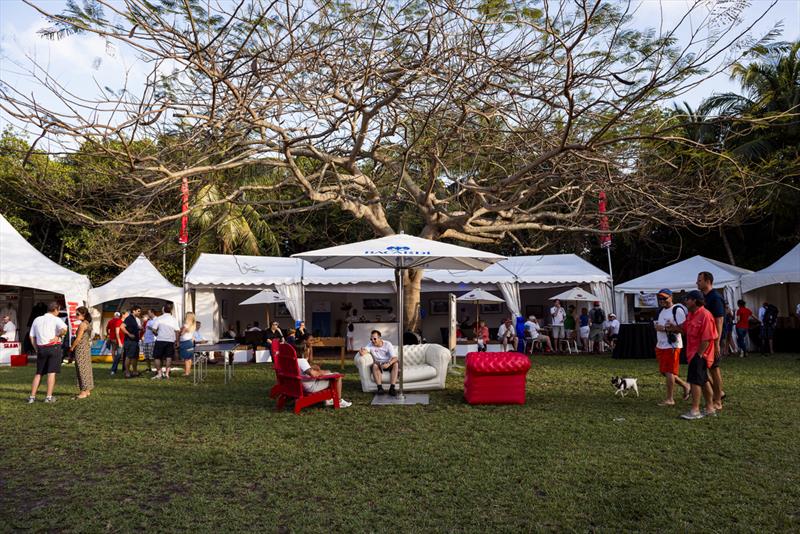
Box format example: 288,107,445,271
703,41,800,159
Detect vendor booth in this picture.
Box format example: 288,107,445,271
0,213,91,355
614,255,752,323
88,253,183,347
186,253,612,346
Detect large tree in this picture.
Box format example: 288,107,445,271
1,0,788,328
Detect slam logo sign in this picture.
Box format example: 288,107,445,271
364,245,431,256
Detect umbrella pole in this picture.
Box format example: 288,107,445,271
397,267,405,400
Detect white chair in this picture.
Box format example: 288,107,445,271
353,343,450,392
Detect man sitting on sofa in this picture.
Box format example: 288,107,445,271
359,330,398,396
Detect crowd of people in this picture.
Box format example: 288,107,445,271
461,299,620,355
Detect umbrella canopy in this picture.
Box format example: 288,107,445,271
457,288,505,304
293,234,506,404
549,287,601,302
293,234,505,271
240,290,286,306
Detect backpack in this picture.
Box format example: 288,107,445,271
591,307,605,325
764,304,778,327
671,304,688,324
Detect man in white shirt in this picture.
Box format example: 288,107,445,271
1,315,16,342
604,313,621,349
297,357,352,408
550,300,566,341
148,303,180,379
497,317,519,352
359,330,398,396
653,289,691,406
523,316,552,353
27,302,68,403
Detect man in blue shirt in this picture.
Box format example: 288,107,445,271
696,271,725,411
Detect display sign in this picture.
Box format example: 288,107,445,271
635,293,659,308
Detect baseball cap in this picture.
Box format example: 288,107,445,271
609,313,616,318
593,301,600,306
114,312,121,317
685,290,705,303
657,288,672,298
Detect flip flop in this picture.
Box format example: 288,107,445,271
682,387,691,401
657,401,675,406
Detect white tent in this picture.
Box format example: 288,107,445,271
741,243,800,316
424,254,613,317
614,255,752,322
0,213,91,334
185,253,395,342
88,253,183,320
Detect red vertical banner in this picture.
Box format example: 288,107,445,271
67,301,79,336
599,191,611,248
179,176,189,244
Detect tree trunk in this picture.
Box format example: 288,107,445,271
402,268,424,333
719,227,736,265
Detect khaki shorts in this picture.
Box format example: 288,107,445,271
303,379,330,393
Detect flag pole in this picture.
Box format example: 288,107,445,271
179,177,190,318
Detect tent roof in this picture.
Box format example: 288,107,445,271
186,252,610,290
615,255,752,293
88,253,181,306
185,253,394,288
741,243,800,293
0,213,91,300
425,254,610,285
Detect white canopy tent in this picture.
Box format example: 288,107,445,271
0,213,91,335
424,254,613,317
740,243,800,316
614,256,753,322
185,253,395,341
88,253,183,324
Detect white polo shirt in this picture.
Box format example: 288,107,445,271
366,340,396,363
550,306,566,326
524,320,540,339
149,314,180,343
30,313,68,346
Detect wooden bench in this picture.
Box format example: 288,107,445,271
308,337,347,369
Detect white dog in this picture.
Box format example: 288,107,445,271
611,376,639,397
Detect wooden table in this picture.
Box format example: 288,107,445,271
309,337,347,369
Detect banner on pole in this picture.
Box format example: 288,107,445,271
179,177,189,244
599,191,611,249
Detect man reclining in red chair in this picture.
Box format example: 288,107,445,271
298,357,352,408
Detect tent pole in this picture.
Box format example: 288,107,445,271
397,267,405,401
181,242,187,320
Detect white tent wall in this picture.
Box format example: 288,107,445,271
275,283,304,321
498,282,522,318
193,289,220,343
744,284,800,318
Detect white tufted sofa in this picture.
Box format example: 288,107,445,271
353,343,451,392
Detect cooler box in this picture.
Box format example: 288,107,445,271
464,352,531,405
233,349,250,363
254,349,272,363
11,354,28,366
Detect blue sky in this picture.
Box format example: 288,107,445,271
1,0,798,139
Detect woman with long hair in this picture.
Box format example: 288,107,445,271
179,312,197,377
69,306,94,399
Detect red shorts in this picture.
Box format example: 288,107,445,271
656,347,681,376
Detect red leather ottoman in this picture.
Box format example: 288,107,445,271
464,352,531,405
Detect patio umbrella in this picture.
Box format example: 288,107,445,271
456,288,505,332
240,290,286,328
293,233,505,405
548,287,601,302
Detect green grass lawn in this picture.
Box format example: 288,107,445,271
1,353,799,532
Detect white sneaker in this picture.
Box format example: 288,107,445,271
151,374,162,380
26,396,35,404
44,396,56,403
340,399,352,408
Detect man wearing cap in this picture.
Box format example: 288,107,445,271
679,290,718,419
604,313,620,350
654,289,691,406
696,271,725,411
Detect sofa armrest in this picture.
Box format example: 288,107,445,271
354,351,373,369
424,344,452,372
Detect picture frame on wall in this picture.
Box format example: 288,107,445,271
525,304,544,319
429,299,449,315
275,303,292,318
479,302,504,315
363,298,392,310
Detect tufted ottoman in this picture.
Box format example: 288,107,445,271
464,352,531,405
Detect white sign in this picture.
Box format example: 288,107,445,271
635,293,659,308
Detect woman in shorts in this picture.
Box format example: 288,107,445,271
179,312,197,377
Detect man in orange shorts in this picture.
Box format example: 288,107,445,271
654,289,690,406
